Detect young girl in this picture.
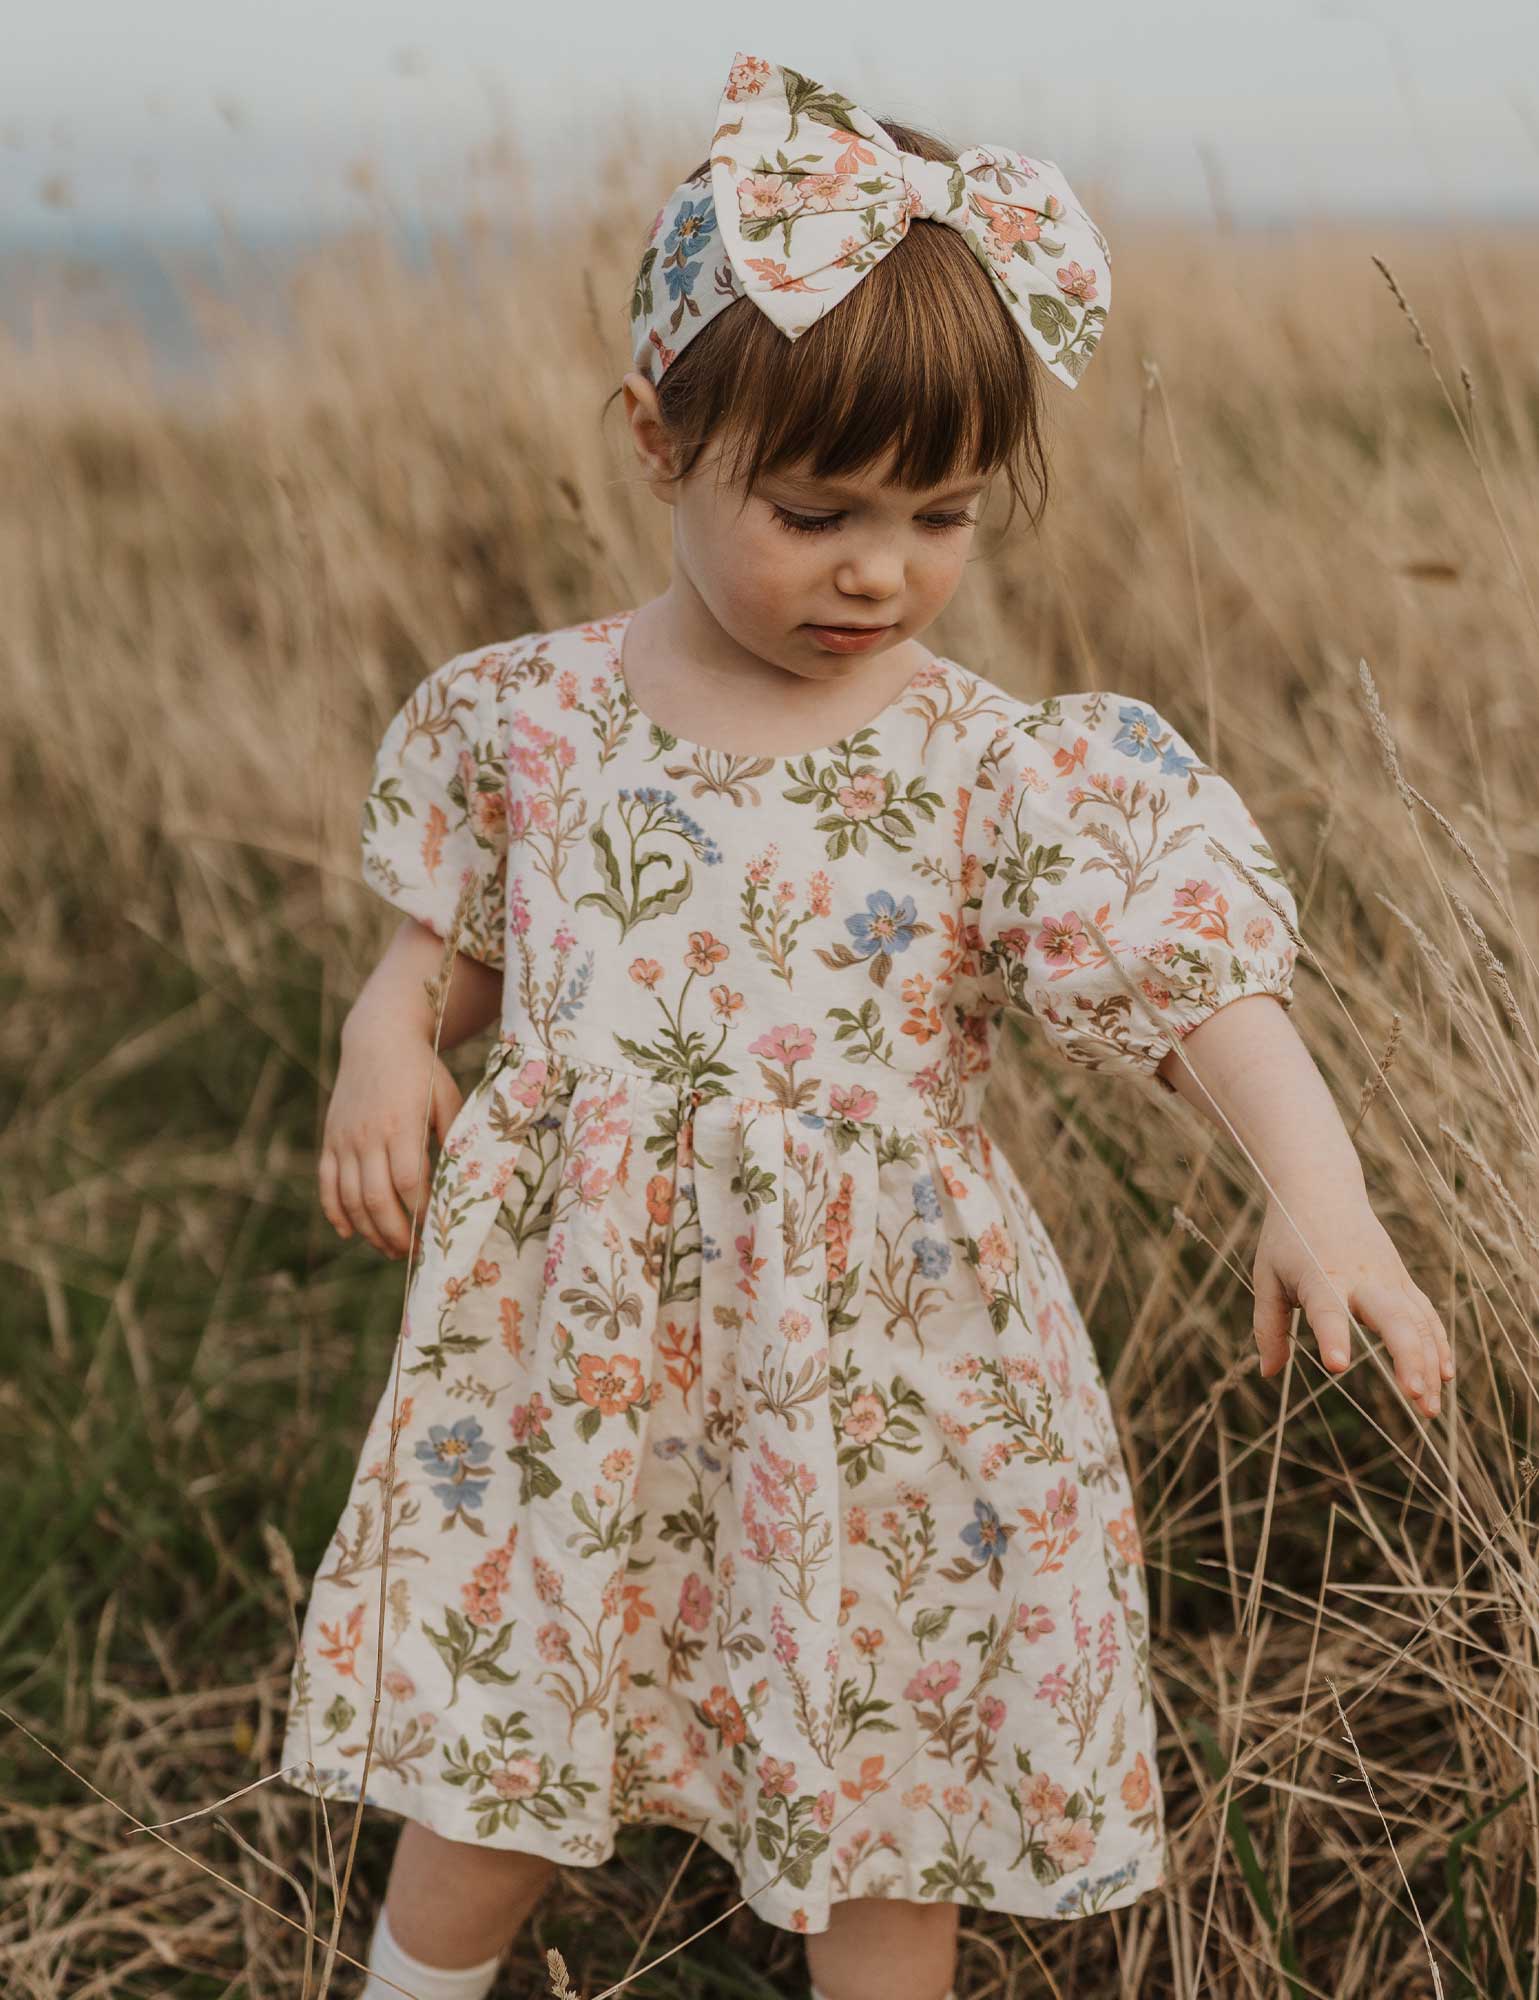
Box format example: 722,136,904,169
280,49,1454,2000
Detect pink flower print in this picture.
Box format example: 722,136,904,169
778,1307,813,1344
601,1447,634,1483
471,787,505,843
748,1024,816,1067
840,1392,885,1447
489,1754,543,1800
800,170,852,214
757,1753,798,1801
975,1221,1017,1282
943,1785,973,1816
814,1789,837,1831
1244,912,1276,951
1046,1816,1095,1869
1015,1602,1057,1642
536,1621,573,1664
904,1659,961,1704
1170,878,1233,945
737,173,792,219
710,982,744,1020
1057,260,1098,304
557,668,579,709
835,771,886,820
747,845,778,886
1036,1664,1069,1705
845,1504,869,1544
1098,1610,1120,1674
509,1057,551,1109
382,1668,415,1700
1047,1478,1078,1532
851,1625,883,1661
828,1082,878,1122
1035,911,1096,974
678,1572,713,1633
770,1603,799,1668
776,878,795,906
897,1483,927,1513
901,1782,933,1810
808,870,832,916
532,1557,564,1606
542,1231,564,1286
978,1695,1006,1734
1017,1771,1069,1823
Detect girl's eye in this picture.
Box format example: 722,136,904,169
770,505,978,537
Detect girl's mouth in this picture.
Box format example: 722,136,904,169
804,623,895,652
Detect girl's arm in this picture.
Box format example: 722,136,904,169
344,914,503,1054
320,917,503,1258
1154,994,1454,1419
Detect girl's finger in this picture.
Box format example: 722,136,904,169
1251,1256,1295,1378
1352,1279,1439,1416
1294,1276,1353,1376
318,1146,351,1238
359,1145,414,1258
1414,1291,1455,1382
387,1135,431,1245
338,1149,388,1256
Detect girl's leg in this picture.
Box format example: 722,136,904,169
803,1897,959,2000
377,1820,560,1967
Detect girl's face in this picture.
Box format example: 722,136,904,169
622,370,988,685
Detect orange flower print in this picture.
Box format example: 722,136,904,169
684,930,729,974
574,1352,646,1416
840,1753,889,1804
1122,1752,1153,1811
317,1602,366,1683
629,957,663,987
701,1684,749,1749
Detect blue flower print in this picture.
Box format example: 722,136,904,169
911,1174,941,1223
846,889,918,958
1111,701,1195,780
666,196,715,258
415,1417,492,1514
961,1498,1007,1562
914,1237,950,1279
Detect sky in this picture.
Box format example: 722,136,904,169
3,0,1538,242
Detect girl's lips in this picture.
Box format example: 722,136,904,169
804,622,894,652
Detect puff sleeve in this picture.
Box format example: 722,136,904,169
359,646,510,970
963,690,1300,1094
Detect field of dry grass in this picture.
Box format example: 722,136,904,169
2,152,1538,1998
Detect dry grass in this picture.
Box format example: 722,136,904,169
2,123,1538,2000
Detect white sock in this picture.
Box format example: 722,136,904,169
356,1901,504,2000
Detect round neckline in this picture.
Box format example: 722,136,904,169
610,605,949,759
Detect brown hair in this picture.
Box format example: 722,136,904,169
609,115,1053,538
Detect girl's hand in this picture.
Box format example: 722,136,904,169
1251,1193,1454,1419
318,1020,465,1259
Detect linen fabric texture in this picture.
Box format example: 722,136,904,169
280,609,1299,1932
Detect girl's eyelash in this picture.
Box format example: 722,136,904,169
770,504,978,537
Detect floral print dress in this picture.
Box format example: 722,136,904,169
279,605,1299,1933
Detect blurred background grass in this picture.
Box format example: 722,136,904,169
2,135,1538,1998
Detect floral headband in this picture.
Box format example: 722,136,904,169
628,50,1111,393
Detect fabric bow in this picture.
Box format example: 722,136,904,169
630,50,1110,391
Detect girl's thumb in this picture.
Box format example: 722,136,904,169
429,1063,464,1149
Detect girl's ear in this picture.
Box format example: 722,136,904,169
622,372,677,491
